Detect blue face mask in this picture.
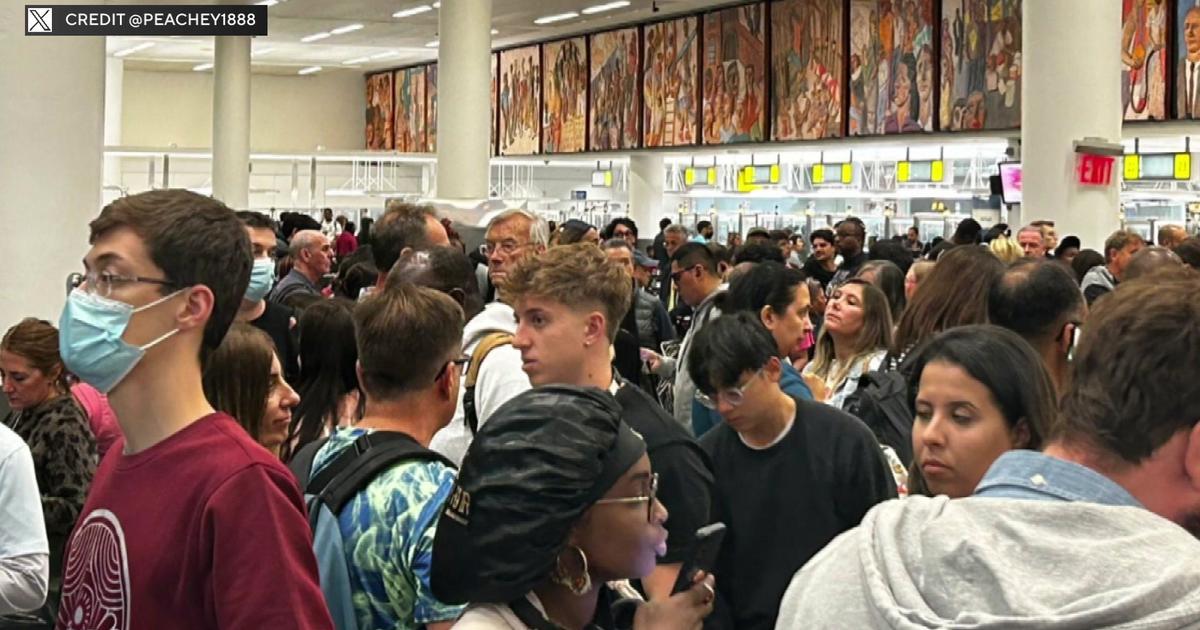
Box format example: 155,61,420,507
244,258,275,303
58,288,182,394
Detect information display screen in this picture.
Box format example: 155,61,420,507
998,162,1022,205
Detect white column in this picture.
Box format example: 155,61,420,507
629,154,665,236
436,0,492,200
0,21,104,324
104,57,124,187
1022,0,1122,250
212,36,251,208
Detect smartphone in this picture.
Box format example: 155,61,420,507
671,522,726,595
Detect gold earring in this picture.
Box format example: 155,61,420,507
551,545,592,595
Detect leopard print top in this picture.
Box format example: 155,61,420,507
3,394,97,537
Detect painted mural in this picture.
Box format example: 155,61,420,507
702,4,767,145
394,66,426,152
940,0,1021,131
644,16,700,147
366,72,393,150
426,64,438,152
1123,0,1167,120
590,28,641,151
543,37,588,153
772,0,844,140
500,45,541,155
848,0,934,135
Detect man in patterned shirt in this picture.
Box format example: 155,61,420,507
309,282,466,629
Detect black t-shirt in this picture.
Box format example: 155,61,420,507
699,399,897,630
801,256,837,289
250,301,300,384
614,381,714,565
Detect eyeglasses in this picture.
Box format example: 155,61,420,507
695,369,764,410
433,355,470,382
594,473,658,522
68,271,178,298
482,239,529,257
669,264,698,283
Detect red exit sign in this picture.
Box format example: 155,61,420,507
1077,153,1115,186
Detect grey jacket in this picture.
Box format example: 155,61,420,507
1081,265,1117,306
776,495,1200,629
633,288,675,351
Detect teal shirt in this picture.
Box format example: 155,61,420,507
311,428,464,629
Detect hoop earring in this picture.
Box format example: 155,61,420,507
551,545,593,595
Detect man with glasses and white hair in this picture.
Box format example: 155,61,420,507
687,312,895,630
430,209,548,464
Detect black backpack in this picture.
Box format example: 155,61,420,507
843,368,914,465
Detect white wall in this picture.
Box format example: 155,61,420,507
122,68,365,152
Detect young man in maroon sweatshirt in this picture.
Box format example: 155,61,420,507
54,190,332,630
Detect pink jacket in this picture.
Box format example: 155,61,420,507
71,383,122,458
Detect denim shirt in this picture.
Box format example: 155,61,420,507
974,449,1142,508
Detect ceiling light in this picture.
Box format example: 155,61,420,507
301,32,331,42
343,57,370,65
433,2,441,7
426,40,439,47
330,23,363,35
298,66,322,75
252,47,275,56
369,50,401,60
491,28,499,35
534,11,579,25
393,5,432,18
192,62,213,71
255,0,277,5
582,1,630,14
114,42,155,57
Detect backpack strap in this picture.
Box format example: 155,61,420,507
288,436,330,491
463,331,514,435
306,431,455,517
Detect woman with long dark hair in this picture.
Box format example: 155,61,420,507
891,246,1005,362
203,323,300,458
284,299,361,460
906,325,1053,498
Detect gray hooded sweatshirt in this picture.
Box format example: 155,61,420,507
775,495,1200,629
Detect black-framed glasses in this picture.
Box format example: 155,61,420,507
595,473,659,522
68,271,178,298
695,369,764,410
669,264,698,283
433,355,470,382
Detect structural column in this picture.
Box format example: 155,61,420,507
437,0,492,200
1022,0,1122,250
0,18,104,323
104,57,124,187
629,154,665,236
212,36,251,208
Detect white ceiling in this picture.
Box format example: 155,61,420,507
113,0,730,76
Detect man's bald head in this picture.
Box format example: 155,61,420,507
1123,246,1183,282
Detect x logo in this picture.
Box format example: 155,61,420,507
27,8,52,33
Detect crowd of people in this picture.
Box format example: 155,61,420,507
3,189,1200,630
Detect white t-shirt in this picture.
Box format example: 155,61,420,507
0,423,50,614
452,593,545,630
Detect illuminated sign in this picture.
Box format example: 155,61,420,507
811,163,853,185
1122,153,1191,181
684,166,718,188
897,160,945,183
740,164,780,185
591,170,613,187
1076,154,1115,187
